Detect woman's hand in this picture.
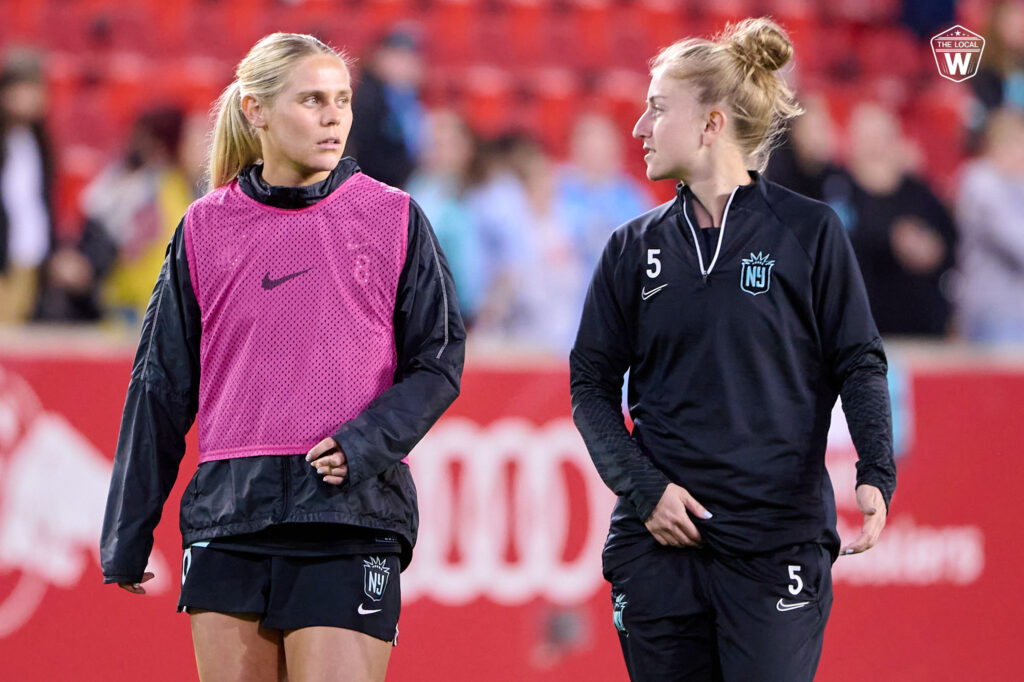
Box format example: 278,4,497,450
306,437,348,485
644,483,712,547
840,484,887,555
117,572,156,595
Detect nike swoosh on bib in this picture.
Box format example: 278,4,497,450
776,598,810,612
358,603,383,615
641,283,669,300
262,268,312,290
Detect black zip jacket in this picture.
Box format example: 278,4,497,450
570,173,896,569
101,159,465,583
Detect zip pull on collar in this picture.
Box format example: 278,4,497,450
682,186,740,281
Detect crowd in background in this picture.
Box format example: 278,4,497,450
2,0,1024,350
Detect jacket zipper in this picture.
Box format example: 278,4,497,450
681,187,739,282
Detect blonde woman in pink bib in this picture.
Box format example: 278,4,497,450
101,33,465,682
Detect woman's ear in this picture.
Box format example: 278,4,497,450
701,108,727,146
241,93,266,129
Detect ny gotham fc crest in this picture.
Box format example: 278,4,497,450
363,556,391,602
740,252,775,296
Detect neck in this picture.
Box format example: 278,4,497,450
259,161,332,188
684,155,752,227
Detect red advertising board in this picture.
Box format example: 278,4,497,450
0,344,1020,680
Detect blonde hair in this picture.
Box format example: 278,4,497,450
651,17,803,172
208,32,348,190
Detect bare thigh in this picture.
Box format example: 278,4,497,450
190,610,287,682
283,626,392,682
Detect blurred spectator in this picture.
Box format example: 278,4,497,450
766,93,848,203
345,25,425,188
407,109,484,324
467,133,584,354
973,0,1024,110
179,111,212,197
828,102,957,337
37,106,192,324
0,49,54,325
556,112,653,271
955,108,1024,343
968,1,1024,145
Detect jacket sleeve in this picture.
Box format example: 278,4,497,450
100,218,201,583
569,233,670,521
331,199,465,486
814,209,897,509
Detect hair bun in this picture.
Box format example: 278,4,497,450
726,18,794,72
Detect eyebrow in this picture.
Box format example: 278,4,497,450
297,87,353,98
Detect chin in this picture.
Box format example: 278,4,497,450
646,167,672,182
316,151,344,168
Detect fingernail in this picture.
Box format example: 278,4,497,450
867,506,877,514
702,511,713,519
842,549,853,555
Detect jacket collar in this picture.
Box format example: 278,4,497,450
238,157,360,209
676,170,765,214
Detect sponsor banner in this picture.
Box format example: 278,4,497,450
0,351,1020,680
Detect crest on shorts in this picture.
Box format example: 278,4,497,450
363,556,391,602
740,252,775,296
930,26,984,83
612,592,629,636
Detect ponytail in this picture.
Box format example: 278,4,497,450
209,81,262,190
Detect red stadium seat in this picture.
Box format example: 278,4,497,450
905,83,969,197
501,0,550,68
522,66,581,157
563,0,615,70
424,0,482,65
461,64,516,138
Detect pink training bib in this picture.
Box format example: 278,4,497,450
183,173,409,462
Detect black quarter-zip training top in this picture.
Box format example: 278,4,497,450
570,172,896,570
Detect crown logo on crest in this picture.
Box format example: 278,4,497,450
742,252,775,267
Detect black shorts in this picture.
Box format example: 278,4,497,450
605,543,833,682
178,543,401,643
